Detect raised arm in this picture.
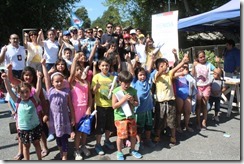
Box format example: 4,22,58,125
6,63,21,86
125,53,135,77
68,52,80,83
171,53,189,75
88,39,99,66
41,59,51,91
0,45,7,64
1,73,18,102
37,29,44,47
35,70,43,97
58,43,64,59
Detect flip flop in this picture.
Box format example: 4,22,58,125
41,150,49,158
14,154,24,160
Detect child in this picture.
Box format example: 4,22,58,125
173,62,194,133
112,70,142,160
152,54,189,147
191,50,216,129
209,68,226,122
2,71,43,160
127,54,155,150
41,59,75,160
58,46,73,70
7,64,49,158
68,52,92,160
91,57,116,155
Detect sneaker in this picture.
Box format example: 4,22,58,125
74,150,83,160
95,144,105,155
81,145,91,157
144,140,156,148
47,134,55,142
214,116,219,122
104,140,115,150
169,137,176,148
130,149,142,159
117,151,124,160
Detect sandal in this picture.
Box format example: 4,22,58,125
41,150,49,158
14,154,24,160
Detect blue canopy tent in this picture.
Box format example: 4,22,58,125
178,0,240,32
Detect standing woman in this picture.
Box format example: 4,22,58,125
24,30,43,71
38,29,61,71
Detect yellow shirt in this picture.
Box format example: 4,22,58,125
153,70,175,102
27,42,43,63
91,73,115,107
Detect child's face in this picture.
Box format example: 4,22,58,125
213,69,221,79
158,62,168,73
137,70,146,82
78,53,86,63
19,86,31,101
75,66,83,78
120,81,131,91
99,61,110,74
52,75,64,90
197,52,206,64
64,51,71,60
56,62,65,72
23,71,34,84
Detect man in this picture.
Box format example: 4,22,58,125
223,39,240,78
0,34,26,78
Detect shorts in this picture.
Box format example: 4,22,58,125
115,119,137,139
135,110,153,134
18,124,42,145
197,85,211,98
95,106,116,135
154,100,176,130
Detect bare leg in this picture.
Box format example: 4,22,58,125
184,98,194,132
33,140,42,160
74,131,81,150
23,143,30,160
196,98,202,129
176,97,183,132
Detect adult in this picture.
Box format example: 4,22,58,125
69,26,81,52
101,23,118,49
0,34,26,78
24,30,43,71
38,29,61,71
222,39,240,78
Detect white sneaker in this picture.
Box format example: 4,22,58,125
74,150,83,160
81,146,91,157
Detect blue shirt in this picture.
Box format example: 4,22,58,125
224,47,240,73
131,72,153,113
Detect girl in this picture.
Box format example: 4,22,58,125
2,71,43,160
191,50,216,130
174,62,194,133
41,58,75,160
68,53,92,160
7,64,49,158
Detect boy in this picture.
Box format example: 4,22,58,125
153,54,189,147
91,57,116,155
112,70,142,160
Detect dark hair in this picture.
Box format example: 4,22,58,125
155,58,168,70
64,47,72,53
21,66,37,86
106,22,113,27
54,58,70,78
195,50,205,61
98,57,111,66
118,70,133,83
226,39,235,47
135,67,146,78
17,82,32,93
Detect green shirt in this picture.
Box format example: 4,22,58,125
113,86,137,121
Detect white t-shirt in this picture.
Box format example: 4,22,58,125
4,44,26,70
43,40,59,64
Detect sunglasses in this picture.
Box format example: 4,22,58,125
87,31,93,34
107,26,113,28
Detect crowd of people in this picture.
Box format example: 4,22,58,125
0,22,240,160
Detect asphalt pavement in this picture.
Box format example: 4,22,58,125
0,102,241,161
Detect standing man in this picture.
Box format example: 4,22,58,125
0,34,26,78
223,39,240,78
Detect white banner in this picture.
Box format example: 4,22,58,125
152,11,179,67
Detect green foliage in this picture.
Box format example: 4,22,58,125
0,0,79,46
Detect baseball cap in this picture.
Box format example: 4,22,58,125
130,29,136,34
123,33,130,39
68,26,78,32
63,30,70,36
98,28,103,32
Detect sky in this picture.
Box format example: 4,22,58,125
73,0,107,21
